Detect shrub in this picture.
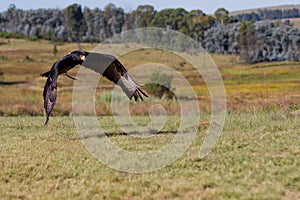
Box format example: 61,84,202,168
145,72,175,99
0,69,3,81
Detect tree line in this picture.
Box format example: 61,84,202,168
0,3,299,63
233,7,300,21
204,20,300,62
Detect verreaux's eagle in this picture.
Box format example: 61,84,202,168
41,50,148,125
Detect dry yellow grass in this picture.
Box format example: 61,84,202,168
0,39,299,116
289,18,300,28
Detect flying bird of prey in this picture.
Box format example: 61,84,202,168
41,50,148,125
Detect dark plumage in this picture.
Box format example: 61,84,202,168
41,50,147,125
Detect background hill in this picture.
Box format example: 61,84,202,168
230,4,300,16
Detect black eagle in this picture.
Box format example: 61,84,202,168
41,50,148,125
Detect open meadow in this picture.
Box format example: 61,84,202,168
0,39,299,199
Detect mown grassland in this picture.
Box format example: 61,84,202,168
0,39,299,199
0,111,299,199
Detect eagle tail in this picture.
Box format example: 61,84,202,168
40,71,50,77
43,75,57,125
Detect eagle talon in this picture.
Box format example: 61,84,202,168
65,73,77,80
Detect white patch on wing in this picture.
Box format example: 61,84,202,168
118,73,137,98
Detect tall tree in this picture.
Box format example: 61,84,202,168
83,7,95,41
186,10,215,42
214,8,230,25
93,8,107,41
134,5,155,28
65,4,86,42
104,3,124,37
8,4,16,13
237,20,256,63
150,8,174,28
150,8,188,31
170,8,188,31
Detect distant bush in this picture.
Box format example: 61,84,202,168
52,44,58,56
0,31,12,38
100,91,127,102
28,35,40,41
0,69,3,81
145,72,175,100
0,31,26,39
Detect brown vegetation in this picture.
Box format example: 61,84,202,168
0,39,299,116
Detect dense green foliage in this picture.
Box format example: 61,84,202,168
134,5,155,28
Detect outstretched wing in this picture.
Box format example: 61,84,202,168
82,52,148,101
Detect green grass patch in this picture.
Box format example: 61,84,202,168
0,111,299,199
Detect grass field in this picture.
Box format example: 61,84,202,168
0,39,300,199
0,111,299,199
